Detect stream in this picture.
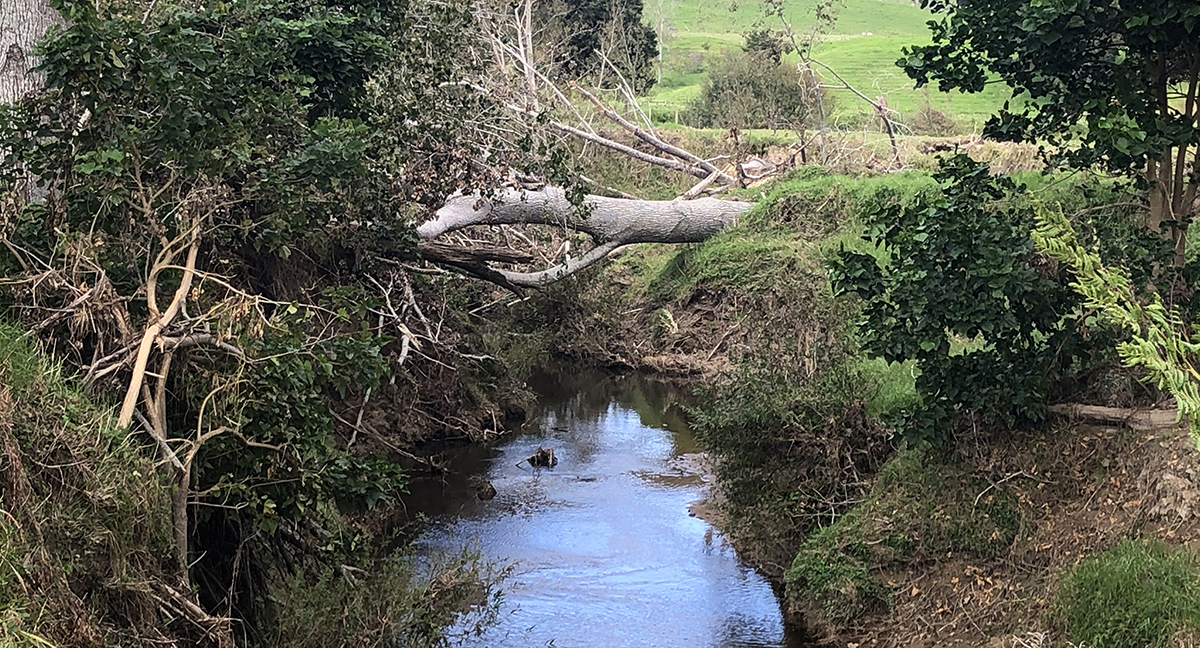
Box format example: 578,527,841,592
412,369,808,648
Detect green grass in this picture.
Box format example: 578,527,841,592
803,37,1011,128
645,228,805,301
624,167,943,302
0,320,177,647
1052,539,1200,648
659,0,934,38
647,0,1009,130
856,357,917,418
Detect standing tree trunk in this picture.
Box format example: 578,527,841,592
2,0,61,200
0,0,61,106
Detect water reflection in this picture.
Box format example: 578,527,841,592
413,369,807,648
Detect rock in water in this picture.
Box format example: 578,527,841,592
527,447,557,467
476,480,497,501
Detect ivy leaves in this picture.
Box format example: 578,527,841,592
830,156,1081,443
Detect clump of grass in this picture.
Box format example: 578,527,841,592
783,508,890,625
641,170,944,304
271,548,508,648
1052,540,1200,648
646,228,802,301
854,357,918,418
786,450,1022,631
0,319,177,647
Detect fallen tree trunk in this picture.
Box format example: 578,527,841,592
420,187,752,243
418,187,753,289
1047,403,1184,431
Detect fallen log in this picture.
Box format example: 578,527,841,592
418,187,753,289
1046,403,1184,431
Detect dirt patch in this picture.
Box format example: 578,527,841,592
832,421,1200,648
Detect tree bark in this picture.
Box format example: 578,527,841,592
419,188,753,288
0,0,61,105
418,187,753,289
420,187,752,244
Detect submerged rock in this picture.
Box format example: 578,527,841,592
471,476,497,500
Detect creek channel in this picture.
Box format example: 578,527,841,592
410,368,810,648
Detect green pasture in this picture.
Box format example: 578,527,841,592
646,0,1010,131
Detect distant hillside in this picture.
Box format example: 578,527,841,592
646,0,1010,132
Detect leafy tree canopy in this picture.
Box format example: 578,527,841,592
830,156,1086,443
545,0,659,92
900,0,1200,257
0,0,565,630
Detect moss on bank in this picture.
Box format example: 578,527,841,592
784,450,1022,632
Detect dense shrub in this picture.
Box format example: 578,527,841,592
536,0,659,92
907,104,958,136
743,28,791,64
829,155,1086,444
682,50,814,130
271,550,506,648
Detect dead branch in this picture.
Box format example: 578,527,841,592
573,84,736,185
1046,403,1183,431
416,187,752,289
419,187,751,243
117,216,202,429
549,120,714,180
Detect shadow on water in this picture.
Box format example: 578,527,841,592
410,366,813,648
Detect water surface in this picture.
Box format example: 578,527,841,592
415,370,806,648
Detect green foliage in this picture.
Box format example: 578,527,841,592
829,155,1083,444
685,214,894,566
1032,204,1200,443
194,311,402,538
644,169,946,301
902,0,1199,174
855,357,918,418
0,320,488,648
692,352,894,570
1052,539,1200,648
543,0,659,92
742,28,791,65
0,0,496,271
682,49,813,130
0,0,543,637
902,0,1200,256
786,450,1021,628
